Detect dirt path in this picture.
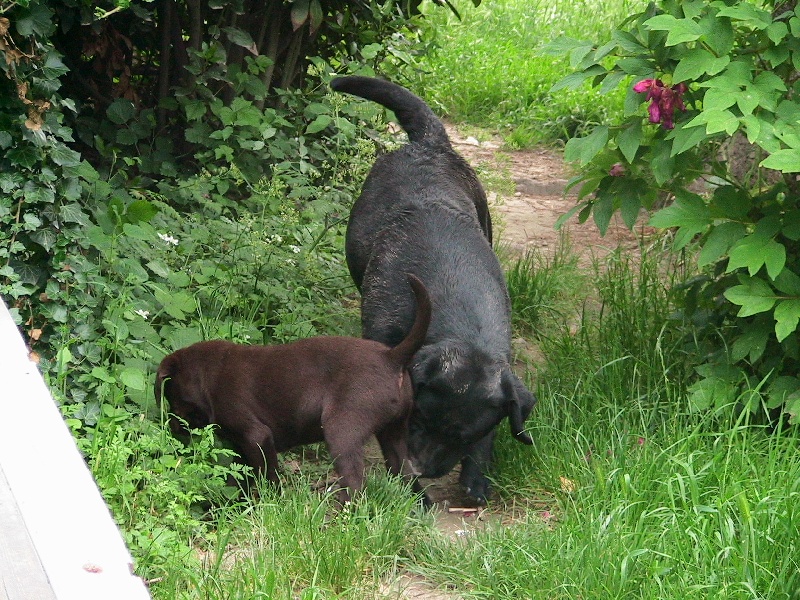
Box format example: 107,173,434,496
446,125,647,263
379,125,650,599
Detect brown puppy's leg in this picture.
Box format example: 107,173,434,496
324,426,373,504
376,424,431,506
375,424,411,476
239,425,281,483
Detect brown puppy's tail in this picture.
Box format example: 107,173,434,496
387,273,431,367
331,76,449,147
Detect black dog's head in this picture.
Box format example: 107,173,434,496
408,341,536,478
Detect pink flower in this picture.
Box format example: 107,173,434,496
633,78,687,130
632,79,655,94
637,436,646,446
609,163,626,177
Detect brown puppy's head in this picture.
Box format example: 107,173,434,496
154,349,216,438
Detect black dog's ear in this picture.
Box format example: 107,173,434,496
501,369,536,445
410,344,442,393
410,341,463,394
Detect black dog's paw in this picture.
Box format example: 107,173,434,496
460,471,492,505
418,490,434,509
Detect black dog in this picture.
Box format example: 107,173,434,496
331,76,536,503
155,275,431,504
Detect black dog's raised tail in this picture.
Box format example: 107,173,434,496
388,274,431,366
331,76,448,146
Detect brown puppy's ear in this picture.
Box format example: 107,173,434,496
154,354,178,406
501,369,535,445
154,350,215,428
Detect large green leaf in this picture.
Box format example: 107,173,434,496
687,376,737,412
617,121,642,164
716,3,772,30
724,277,777,317
592,192,614,237
774,299,800,342
731,320,770,362
550,65,606,92
290,0,310,30
107,99,136,125
760,150,800,173
29,228,57,252
564,126,609,166
687,109,739,136
697,221,746,267
120,367,148,392
223,26,258,54
8,146,39,169
644,14,704,45
673,48,729,83
727,234,786,279
767,376,800,409
648,191,711,249
305,115,333,135
669,123,707,156
15,3,54,37
49,144,81,167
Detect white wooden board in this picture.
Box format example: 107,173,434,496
0,299,151,600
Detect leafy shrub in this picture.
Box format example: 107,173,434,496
83,416,246,582
550,0,800,422
1,0,413,580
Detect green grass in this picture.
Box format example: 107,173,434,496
415,0,647,146
153,474,433,599
407,245,800,598
502,231,583,335
415,422,800,598
123,237,800,599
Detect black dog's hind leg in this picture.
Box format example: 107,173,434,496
459,431,496,504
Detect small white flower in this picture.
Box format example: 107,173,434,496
289,245,301,254
158,232,179,246
135,309,150,320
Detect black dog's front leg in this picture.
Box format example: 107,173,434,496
459,431,497,504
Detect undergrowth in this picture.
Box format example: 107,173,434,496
410,242,800,598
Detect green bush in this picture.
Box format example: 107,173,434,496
0,0,415,580
551,0,800,422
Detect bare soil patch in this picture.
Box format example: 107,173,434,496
445,124,650,265
377,125,651,598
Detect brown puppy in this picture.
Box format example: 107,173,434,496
154,274,431,504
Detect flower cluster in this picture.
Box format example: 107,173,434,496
157,232,179,246
633,78,687,130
